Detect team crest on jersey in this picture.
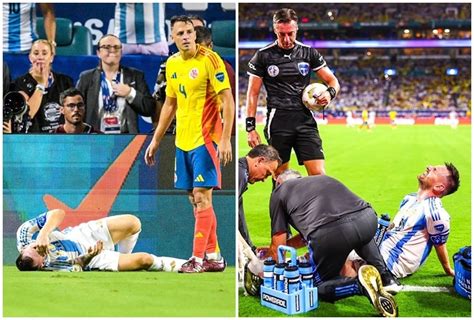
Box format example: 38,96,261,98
216,72,225,82
267,65,279,77
434,224,445,232
298,62,310,76
43,102,61,122
189,68,199,79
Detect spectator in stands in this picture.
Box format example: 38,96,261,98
3,3,56,53
113,3,168,56
76,34,155,134
189,15,206,27
54,88,100,134
12,39,73,133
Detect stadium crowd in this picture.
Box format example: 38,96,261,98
239,50,471,117
239,3,471,28
239,3,471,42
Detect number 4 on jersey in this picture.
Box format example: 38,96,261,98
179,84,187,98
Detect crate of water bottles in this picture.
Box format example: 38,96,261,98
260,245,318,315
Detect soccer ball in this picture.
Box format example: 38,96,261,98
302,82,328,111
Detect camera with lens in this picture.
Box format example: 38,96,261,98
3,91,32,133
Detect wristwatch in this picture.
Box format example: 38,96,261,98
36,84,46,93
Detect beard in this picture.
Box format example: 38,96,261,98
417,175,430,190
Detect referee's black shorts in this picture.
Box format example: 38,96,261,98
264,108,324,165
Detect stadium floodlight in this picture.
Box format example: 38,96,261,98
446,68,458,76
384,68,397,76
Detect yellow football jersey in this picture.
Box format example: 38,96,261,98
389,110,397,120
361,109,369,121
166,45,231,151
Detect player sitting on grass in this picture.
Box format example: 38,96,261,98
345,163,460,279
16,209,186,272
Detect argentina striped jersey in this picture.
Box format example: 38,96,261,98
16,213,85,271
3,3,37,53
380,193,450,278
114,3,166,44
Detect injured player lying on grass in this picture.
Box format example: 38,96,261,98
16,209,186,272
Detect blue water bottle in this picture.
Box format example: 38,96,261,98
263,258,276,288
374,213,390,247
273,263,286,291
298,261,313,288
284,265,300,293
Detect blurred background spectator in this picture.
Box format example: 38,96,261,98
114,3,168,56
3,3,56,53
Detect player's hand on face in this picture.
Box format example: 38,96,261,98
247,130,261,148
111,82,131,97
144,141,159,166
218,139,232,166
315,90,331,107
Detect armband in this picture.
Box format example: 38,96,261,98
246,117,256,132
327,86,337,100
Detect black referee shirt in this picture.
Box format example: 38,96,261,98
269,175,371,240
247,40,326,111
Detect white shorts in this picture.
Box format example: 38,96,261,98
65,219,120,271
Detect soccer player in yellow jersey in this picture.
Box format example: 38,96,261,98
360,108,369,130
144,16,234,273
389,109,397,128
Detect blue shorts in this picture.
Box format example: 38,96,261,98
175,143,221,190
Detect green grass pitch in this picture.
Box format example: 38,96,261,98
238,124,471,317
3,266,235,317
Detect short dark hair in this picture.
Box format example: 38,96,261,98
247,144,282,167
195,26,212,47
16,254,38,271
273,8,298,24
170,15,194,29
59,88,84,106
97,33,121,48
444,162,460,196
188,15,205,26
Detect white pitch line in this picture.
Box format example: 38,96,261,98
400,285,451,293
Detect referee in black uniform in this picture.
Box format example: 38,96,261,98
245,8,340,176
265,169,399,317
